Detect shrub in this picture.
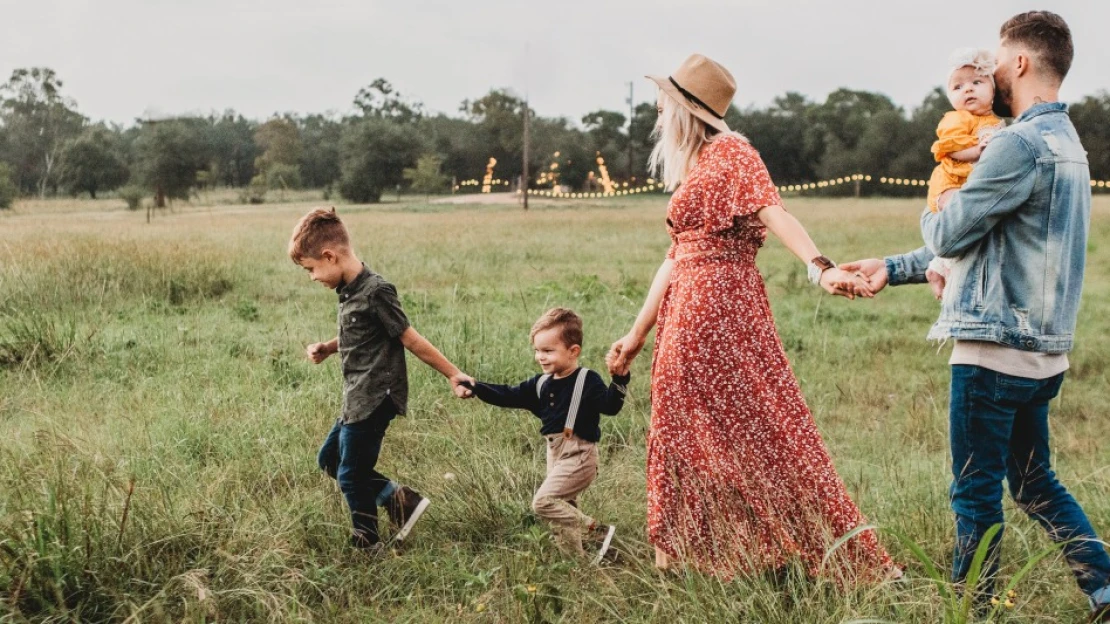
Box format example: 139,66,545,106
265,163,302,191
118,185,145,211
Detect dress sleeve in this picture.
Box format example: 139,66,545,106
931,111,978,161
706,139,783,233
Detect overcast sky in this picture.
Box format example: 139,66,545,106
3,1,1107,126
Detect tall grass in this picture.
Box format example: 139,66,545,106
1,196,1109,622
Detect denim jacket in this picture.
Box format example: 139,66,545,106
885,102,1090,353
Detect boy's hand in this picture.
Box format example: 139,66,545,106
306,341,335,364
451,373,476,398
606,352,630,377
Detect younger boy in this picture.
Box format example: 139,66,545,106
464,308,628,563
289,207,474,551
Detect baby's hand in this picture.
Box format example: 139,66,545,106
927,269,946,301
936,189,957,212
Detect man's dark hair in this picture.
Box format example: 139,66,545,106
1000,11,1073,83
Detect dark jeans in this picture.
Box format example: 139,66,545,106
949,365,1110,599
318,401,398,545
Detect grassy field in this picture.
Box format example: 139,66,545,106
2,193,1110,623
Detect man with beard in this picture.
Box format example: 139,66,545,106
842,11,1110,620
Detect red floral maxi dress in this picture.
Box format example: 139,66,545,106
647,134,894,582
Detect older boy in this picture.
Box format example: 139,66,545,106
290,207,473,551
464,308,628,563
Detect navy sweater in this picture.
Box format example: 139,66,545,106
471,368,630,442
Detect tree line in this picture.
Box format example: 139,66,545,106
1,67,1108,210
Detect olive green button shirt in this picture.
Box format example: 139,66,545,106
336,265,410,423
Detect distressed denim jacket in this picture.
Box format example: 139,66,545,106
885,102,1090,353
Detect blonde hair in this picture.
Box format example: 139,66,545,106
530,307,583,348
288,207,350,262
648,91,746,190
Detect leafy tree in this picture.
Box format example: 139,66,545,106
250,116,303,197
339,119,425,203
460,89,530,182
582,109,629,177
254,117,301,169
810,89,902,180
403,154,449,198
208,111,258,187
418,113,490,186
298,114,343,188
0,162,16,209
628,102,658,180
0,67,86,197
57,125,129,198
1072,92,1110,181
134,118,211,206
354,78,424,123
530,117,592,189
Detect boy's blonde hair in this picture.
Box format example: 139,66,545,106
530,308,584,348
289,207,350,262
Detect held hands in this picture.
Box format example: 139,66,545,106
306,341,337,364
819,267,874,299
837,258,890,295
450,372,475,398
606,333,644,377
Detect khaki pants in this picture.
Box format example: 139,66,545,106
532,434,599,556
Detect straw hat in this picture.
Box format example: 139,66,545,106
647,54,735,133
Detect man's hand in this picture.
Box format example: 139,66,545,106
819,267,873,299
306,341,336,364
838,258,890,294
450,372,476,398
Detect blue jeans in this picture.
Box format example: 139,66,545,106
318,401,398,545
949,365,1110,600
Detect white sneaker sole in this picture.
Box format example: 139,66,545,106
593,525,616,565
394,497,430,542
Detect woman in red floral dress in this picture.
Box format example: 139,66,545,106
607,54,897,583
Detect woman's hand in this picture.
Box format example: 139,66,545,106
819,267,874,299
607,333,646,376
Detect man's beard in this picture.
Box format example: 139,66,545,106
993,79,1014,118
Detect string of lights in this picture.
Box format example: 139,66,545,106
520,181,665,199
454,172,1110,196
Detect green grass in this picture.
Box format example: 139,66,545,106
2,194,1110,622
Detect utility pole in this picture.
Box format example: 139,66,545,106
522,97,530,211
626,81,634,181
